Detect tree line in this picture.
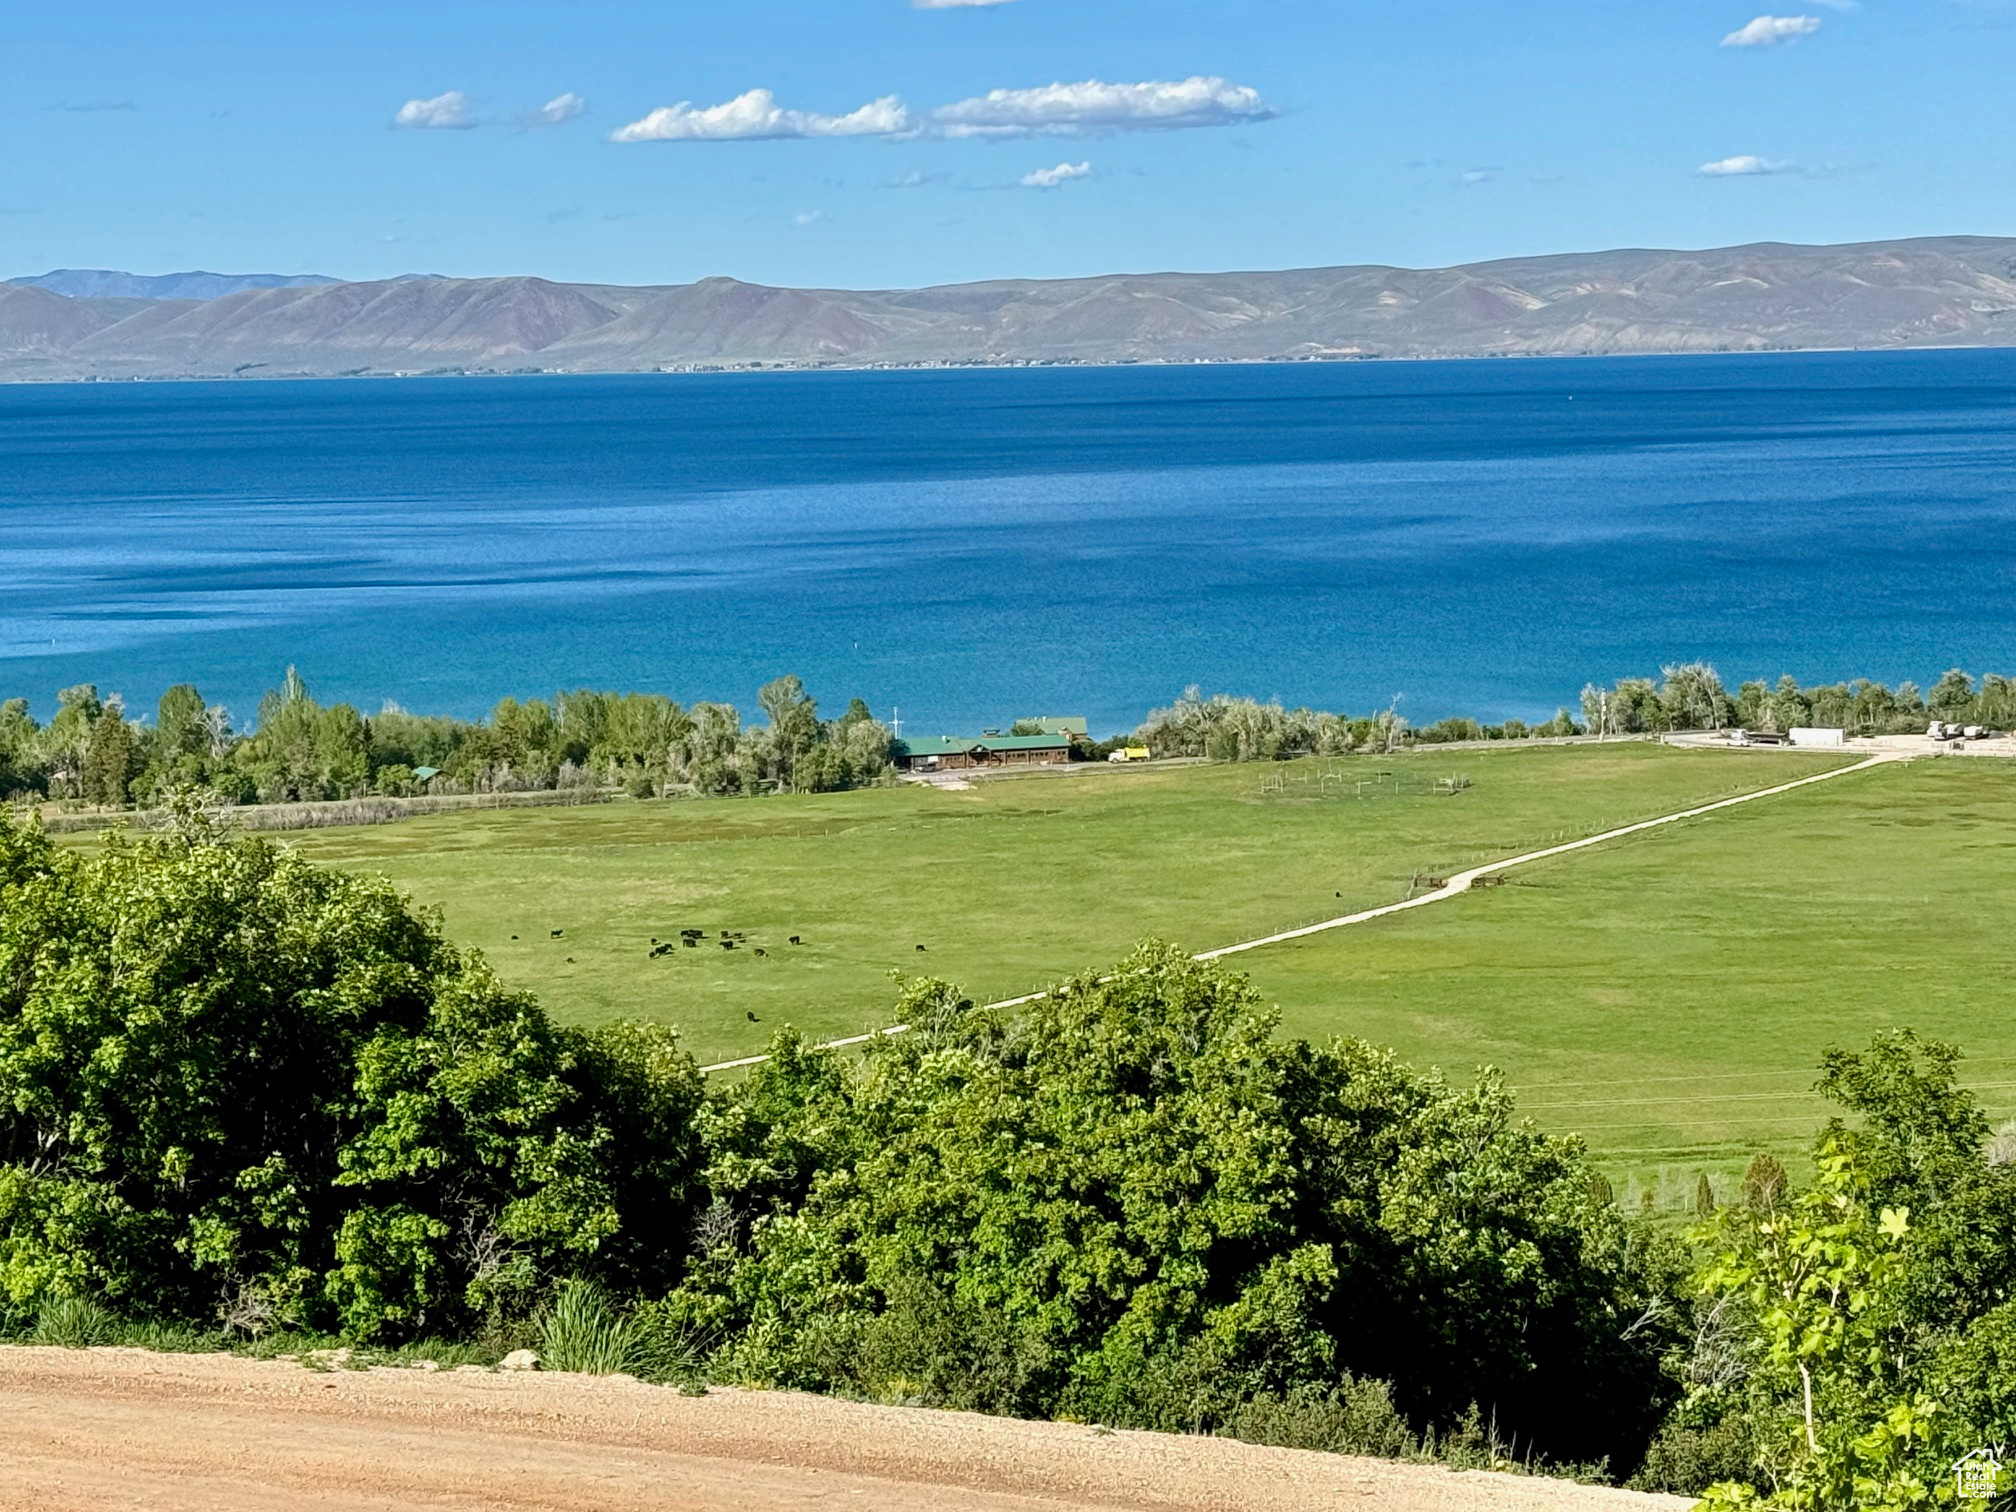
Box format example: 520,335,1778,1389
9,660,2012,810
1,812,2008,1502
1577,662,2016,740
0,669,895,808
1133,664,2016,760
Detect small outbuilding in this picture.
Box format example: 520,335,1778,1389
1024,716,1089,740
1788,727,1845,747
896,733,1072,771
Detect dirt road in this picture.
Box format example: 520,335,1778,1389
0,1346,1688,1512
708,747,1899,1074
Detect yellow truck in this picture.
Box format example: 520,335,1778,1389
1107,746,1152,763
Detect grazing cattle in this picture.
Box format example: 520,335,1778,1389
789,935,802,945
915,944,927,952
754,947,767,957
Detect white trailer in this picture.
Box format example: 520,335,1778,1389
1788,727,1845,747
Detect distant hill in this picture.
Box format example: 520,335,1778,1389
8,269,341,301
6,236,2016,380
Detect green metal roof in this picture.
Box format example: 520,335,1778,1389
1025,716,1088,736
898,733,1070,757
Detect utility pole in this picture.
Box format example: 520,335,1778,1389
890,707,903,739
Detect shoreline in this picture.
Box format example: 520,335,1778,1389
5,339,2013,386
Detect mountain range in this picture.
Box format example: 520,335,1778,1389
4,236,2016,381
8,268,342,302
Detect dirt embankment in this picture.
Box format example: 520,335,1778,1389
0,1346,1692,1512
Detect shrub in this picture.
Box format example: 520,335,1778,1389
1217,1377,1416,1458
0,812,706,1342
1684,1034,2016,1507
670,943,1684,1473
1738,1153,1788,1211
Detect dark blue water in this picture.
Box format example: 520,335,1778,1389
6,351,2016,734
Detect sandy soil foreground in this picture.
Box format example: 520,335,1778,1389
0,1346,1693,1512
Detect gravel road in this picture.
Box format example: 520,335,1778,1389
0,1346,1692,1511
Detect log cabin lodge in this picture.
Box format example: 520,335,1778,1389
895,733,1072,772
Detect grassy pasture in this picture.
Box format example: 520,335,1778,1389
1237,755,2016,1195
276,744,1848,1066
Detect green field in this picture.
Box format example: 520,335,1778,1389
1238,755,2016,1180
269,745,2016,1196
274,745,1833,1045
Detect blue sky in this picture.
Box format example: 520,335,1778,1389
5,1,2013,289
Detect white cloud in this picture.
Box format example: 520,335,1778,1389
886,169,943,188
1018,161,1093,188
1721,15,1822,46
611,89,909,142
793,209,827,226
1697,154,1797,175
532,92,587,126
931,77,1274,138
394,91,476,130
609,76,1273,146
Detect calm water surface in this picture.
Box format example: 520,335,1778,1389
4,352,2016,731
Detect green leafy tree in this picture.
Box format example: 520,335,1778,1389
677,702,744,796
0,812,704,1339
81,702,138,807
1660,1034,2016,1505
0,700,43,798
1694,1142,1930,1510
1768,676,1811,735
758,676,819,791
155,684,209,760
1973,674,2016,730
671,944,1682,1470
1926,669,1976,723
1661,662,1733,731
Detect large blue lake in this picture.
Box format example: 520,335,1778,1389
5,351,2016,733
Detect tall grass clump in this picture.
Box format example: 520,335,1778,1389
537,1280,636,1375
33,1296,117,1349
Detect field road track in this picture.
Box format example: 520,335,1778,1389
704,751,1902,1073
0,1346,1690,1512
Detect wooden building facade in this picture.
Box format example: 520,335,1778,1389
895,733,1072,772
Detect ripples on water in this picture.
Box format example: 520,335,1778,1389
4,350,2015,731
